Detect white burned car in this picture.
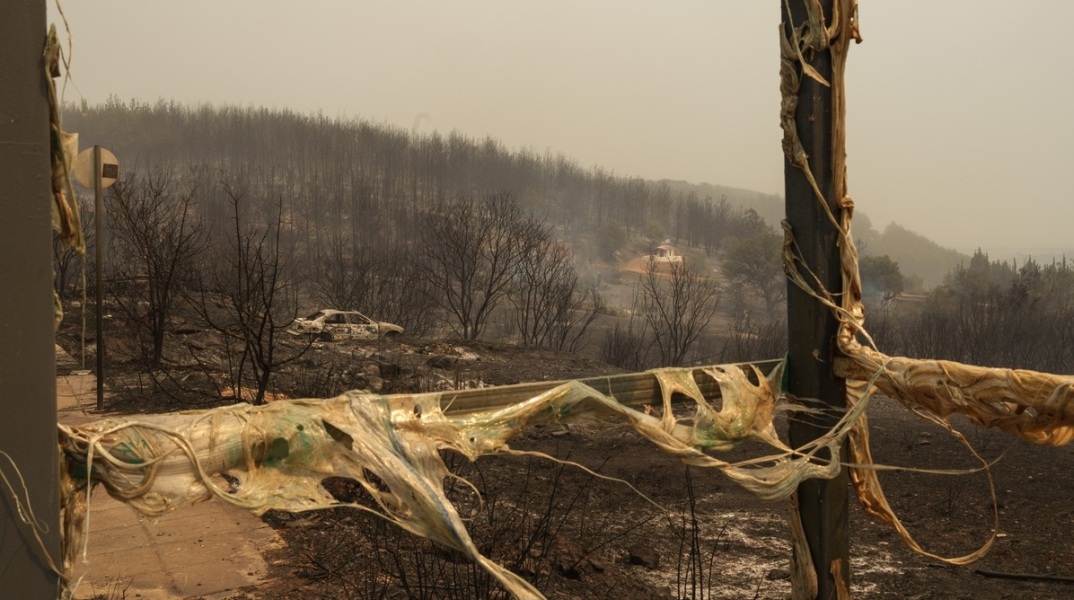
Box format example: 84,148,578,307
290,309,404,342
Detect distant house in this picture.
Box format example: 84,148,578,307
643,243,683,265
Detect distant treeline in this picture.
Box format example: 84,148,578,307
870,249,1074,373
64,97,971,287
64,97,777,256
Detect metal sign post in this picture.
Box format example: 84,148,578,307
95,146,105,410
75,145,118,410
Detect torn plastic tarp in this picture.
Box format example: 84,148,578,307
60,363,844,600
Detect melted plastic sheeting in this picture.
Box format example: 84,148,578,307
836,346,1074,568
61,364,833,600
846,348,1074,446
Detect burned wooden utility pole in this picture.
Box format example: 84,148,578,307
781,0,852,597
0,0,64,597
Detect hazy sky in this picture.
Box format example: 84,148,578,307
48,1,1074,252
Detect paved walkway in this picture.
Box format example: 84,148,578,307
57,346,283,599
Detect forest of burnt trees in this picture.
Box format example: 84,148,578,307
63,97,779,250
56,98,790,387
55,98,1074,406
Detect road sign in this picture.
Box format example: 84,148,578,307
74,146,119,188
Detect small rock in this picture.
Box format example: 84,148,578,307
766,568,791,581
627,545,660,569
366,376,384,393
427,356,457,370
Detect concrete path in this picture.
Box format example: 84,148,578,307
57,346,284,599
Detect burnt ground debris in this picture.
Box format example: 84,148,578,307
61,308,1074,600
